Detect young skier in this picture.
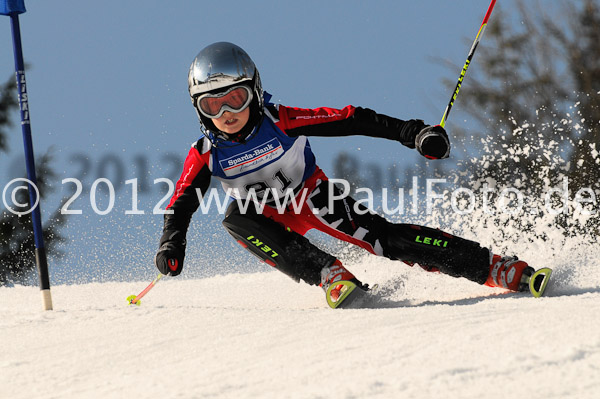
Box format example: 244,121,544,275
154,41,545,308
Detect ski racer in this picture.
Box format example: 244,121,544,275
154,41,543,307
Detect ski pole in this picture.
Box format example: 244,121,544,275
2,0,53,311
440,0,497,128
127,273,164,306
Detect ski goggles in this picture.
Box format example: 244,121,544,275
195,85,253,119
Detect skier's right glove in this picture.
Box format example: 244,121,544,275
155,230,186,276
415,125,450,159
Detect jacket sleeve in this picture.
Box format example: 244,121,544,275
274,104,426,149
162,138,212,236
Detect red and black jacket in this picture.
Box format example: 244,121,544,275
162,99,425,238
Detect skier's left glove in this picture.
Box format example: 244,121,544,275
155,230,186,276
415,125,450,159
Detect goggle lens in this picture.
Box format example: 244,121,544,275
197,86,252,119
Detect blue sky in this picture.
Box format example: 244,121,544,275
0,0,509,282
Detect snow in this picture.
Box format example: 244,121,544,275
2,258,599,399
3,96,600,398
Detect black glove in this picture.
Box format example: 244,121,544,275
155,230,186,276
415,125,450,159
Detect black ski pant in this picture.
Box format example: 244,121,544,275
222,176,490,286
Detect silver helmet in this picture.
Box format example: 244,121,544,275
188,42,264,143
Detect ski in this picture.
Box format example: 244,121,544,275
325,280,378,309
528,267,552,298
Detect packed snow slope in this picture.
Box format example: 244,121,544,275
2,257,599,399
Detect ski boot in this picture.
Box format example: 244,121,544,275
320,260,371,309
485,255,552,297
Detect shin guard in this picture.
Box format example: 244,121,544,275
384,224,490,284
222,203,335,286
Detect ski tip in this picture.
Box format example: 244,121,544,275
326,280,357,309
325,280,378,309
529,268,552,298
127,294,141,306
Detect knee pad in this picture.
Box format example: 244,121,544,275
222,202,335,286
384,223,490,284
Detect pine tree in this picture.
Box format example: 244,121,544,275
445,0,600,235
451,0,600,187
0,77,16,152
0,76,67,285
